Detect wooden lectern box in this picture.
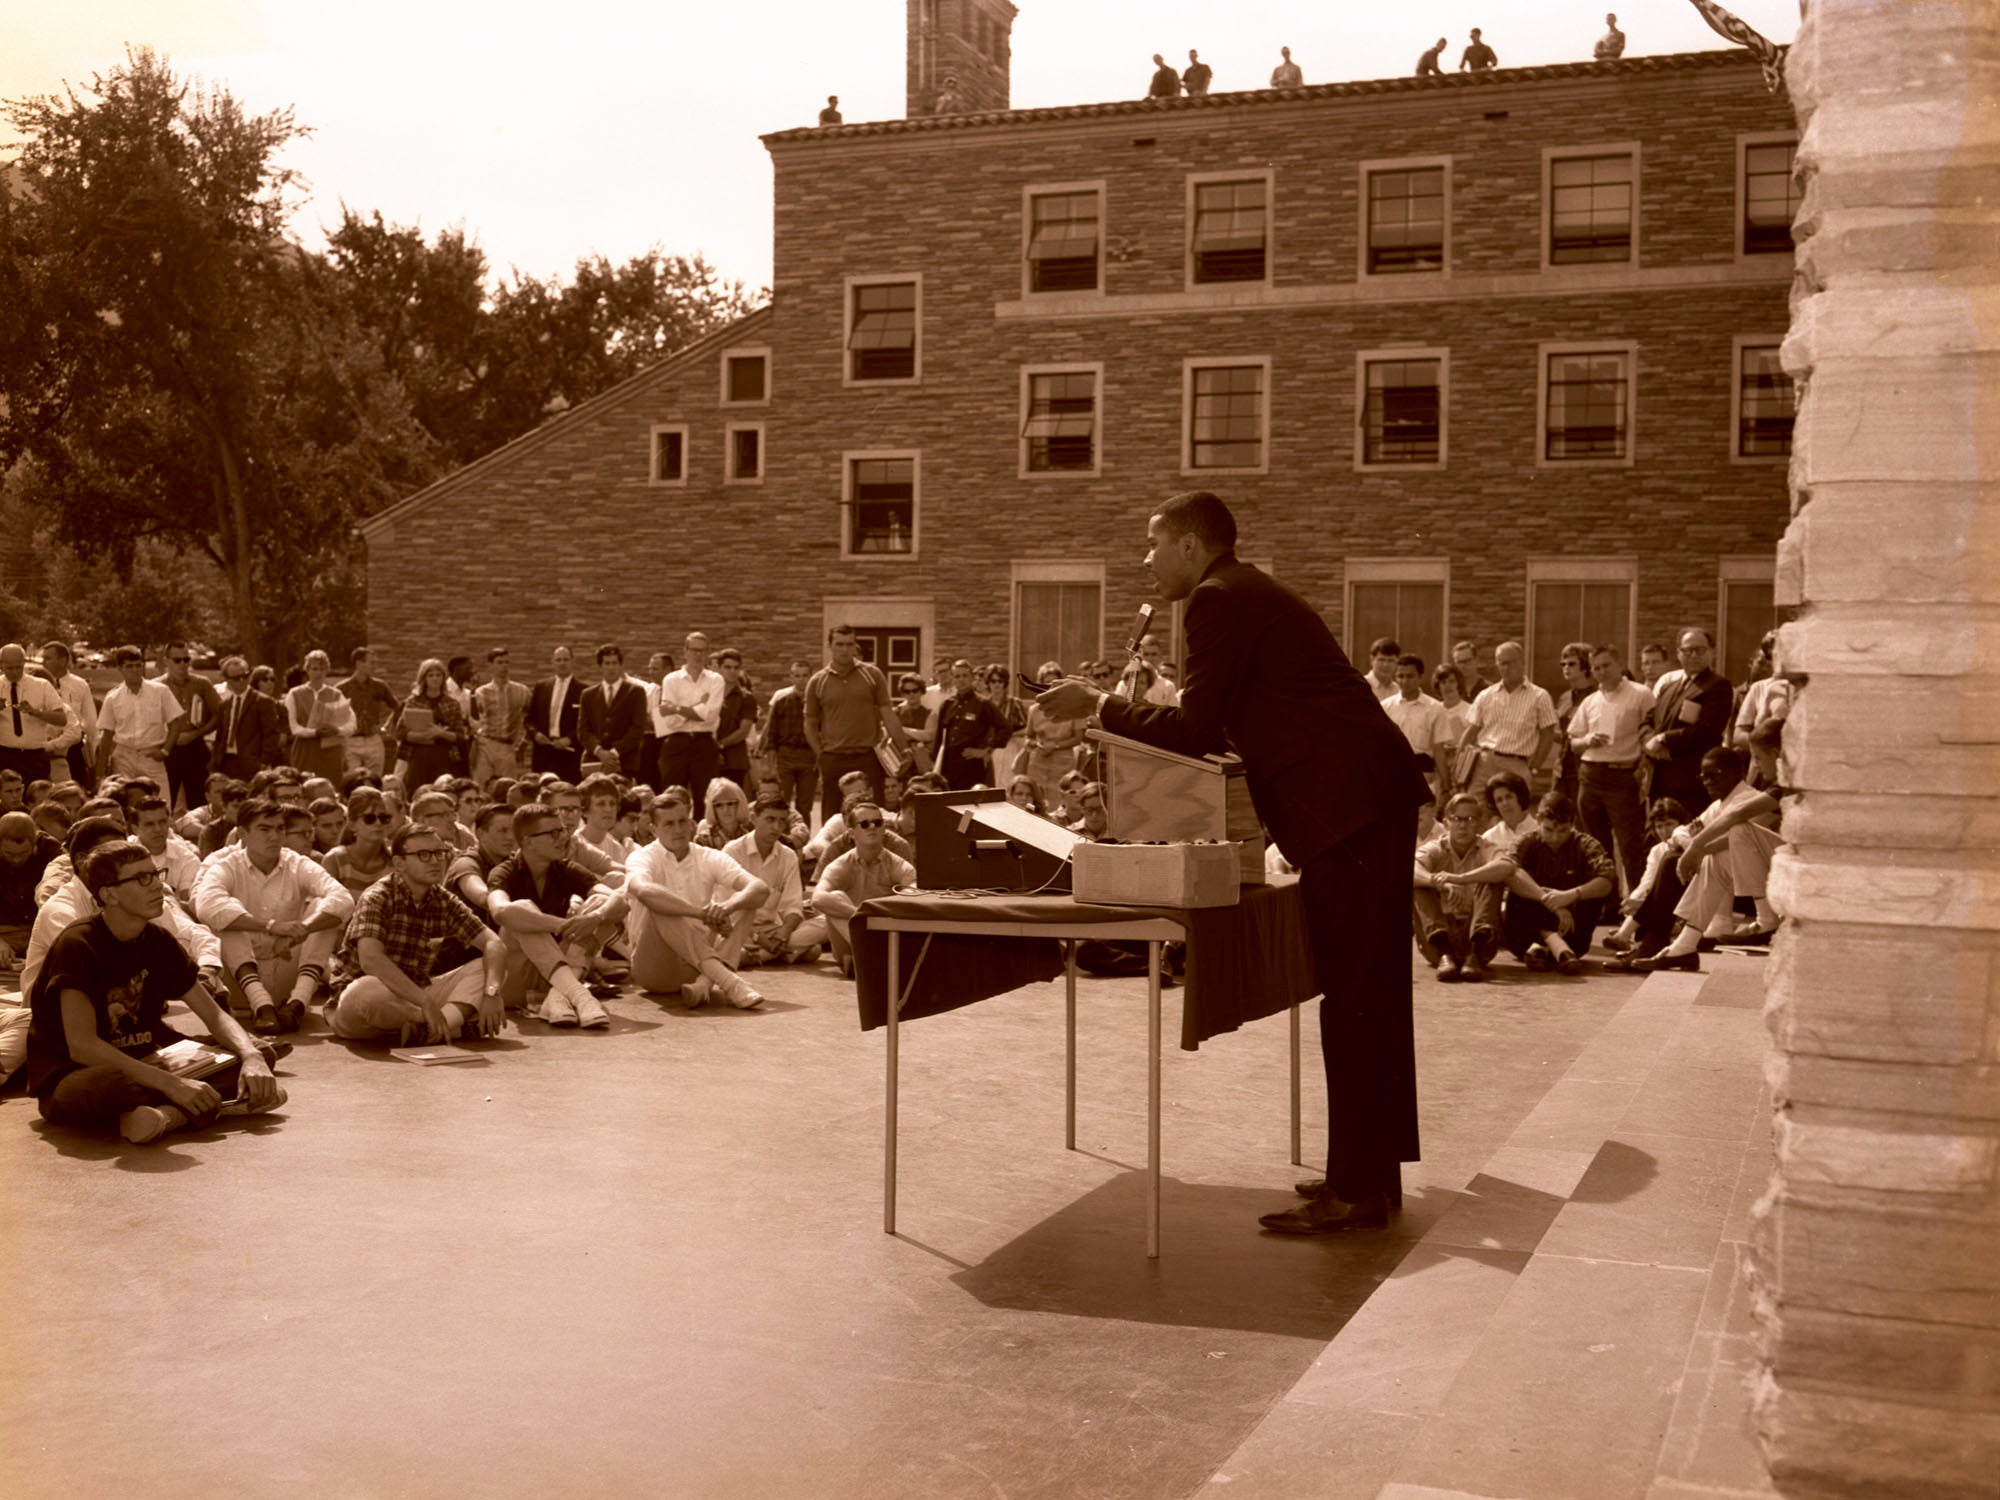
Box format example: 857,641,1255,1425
1087,729,1266,885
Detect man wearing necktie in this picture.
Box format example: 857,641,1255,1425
0,644,74,784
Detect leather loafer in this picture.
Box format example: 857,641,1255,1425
1260,1191,1392,1235
1293,1178,1403,1210
1633,950,1700,973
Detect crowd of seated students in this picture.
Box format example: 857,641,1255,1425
1391,632,1796,982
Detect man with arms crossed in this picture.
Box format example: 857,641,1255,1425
624,787,770,1010
486,802,628,1028
1042,491,1431,1234
26,839,281,1142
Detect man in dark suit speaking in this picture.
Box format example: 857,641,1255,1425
1041,492,1432,1233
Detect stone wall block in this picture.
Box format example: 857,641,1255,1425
1774,1052,2000,1128
1765,917,1994,1065
1775,1304,2000,1402
1775,1114,1999,1196
1770,851,2000,933
1784,486,1995,605
1754,1372,2000,1500
1780,791,2000,856
1759,1191,2000,1328
1792,354,1998,486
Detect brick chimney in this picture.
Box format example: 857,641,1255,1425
907,0,1016,117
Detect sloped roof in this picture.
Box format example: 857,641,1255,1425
764,49,1762,146
358,304,773,537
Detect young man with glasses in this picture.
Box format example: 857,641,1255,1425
810,800,915,980
1412,794,1503,983
25,839,281,1142
193,797,356,1035
157,642,222,815
485,803,628,1028
624,787,770,1010
327,825,507,1045
212,656,285,783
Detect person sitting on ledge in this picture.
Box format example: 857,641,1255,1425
1631,745,1782,972
810,800,915,980
26,839,282,1143
193,796,355,1035
326,824,506,1045
623,787,769,1010
1412,794,1501,983
486,802,628,1028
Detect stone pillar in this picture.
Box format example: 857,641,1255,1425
1756,2,2000,1497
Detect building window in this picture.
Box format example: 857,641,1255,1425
1718,558,1784,683
1012,563,1104,678
844,454,917,557
1344,560,1448,677
846,279,919,383
1547,149,1636,265
1189,176,1269,284
722,350,768,405
1026,187,1101,293
1539,344,1635,465
1184,359,1269,474
1020,365,1100,475
1357,353,1445,468
1526,560,1637,691
726,423,763,483
1735,340,1796,459
1364,164,1447,274
650,425,687,486
1741,137,1799,256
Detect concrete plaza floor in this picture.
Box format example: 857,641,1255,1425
1,945,1774,1499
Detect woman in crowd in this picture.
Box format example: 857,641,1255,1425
980,663,1028,786
319,785,395,896
1005,775,1049,817
398,658,467,789
1482,769,1541,857
696,777,753,850
285,650,355,784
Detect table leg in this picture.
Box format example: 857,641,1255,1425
1289,1002,1303,1167
885,928,899,1235
1147,938,1161,1259
1065,940,1077,1151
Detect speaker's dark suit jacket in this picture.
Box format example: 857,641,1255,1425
578,678,648,774
1099,555,1432,1195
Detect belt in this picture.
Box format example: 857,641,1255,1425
664,732,715,742
1478,748,1532,762
1582,758,1640,772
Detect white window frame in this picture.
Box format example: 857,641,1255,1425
1717,555,1777,666
1009,560,1106,676
648,423,689,487
1017,361,1104,479
1730,334,1793,466
1181,355,1272,477
842,273,923,388
1524,558,1640,674
1342,558,1451,665
1535,340,1639,470
1020,180,1106,299
1353,347,1449,472
1735,131,1800,262
1185,168,1276,290
840,449,921,561
1541,142,1641,271
724,421,765,485
1357,155,1452,281
719,344,772,407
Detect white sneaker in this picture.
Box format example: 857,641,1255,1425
720,973,765,1011
120,1105,189,1144
571,989,610,1029
538,990,579,1027
682,976,712,1009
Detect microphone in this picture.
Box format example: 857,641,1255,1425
1125,603,1156,664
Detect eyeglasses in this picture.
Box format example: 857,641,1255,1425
112,866,164,888
356,812,389,824
529,829,564,842
852,818,884,829
403,848,451,863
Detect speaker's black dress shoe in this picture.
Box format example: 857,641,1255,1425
1292,1178,1402,1209
1260,1191,1392,1235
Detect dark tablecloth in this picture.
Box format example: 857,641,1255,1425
851,877,1316,1050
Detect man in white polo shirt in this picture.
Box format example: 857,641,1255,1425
1455,641,1556,803
1569,643,1655,890
624,786,770,1009
95,645,187,786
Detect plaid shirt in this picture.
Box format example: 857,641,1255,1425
336,870,488,984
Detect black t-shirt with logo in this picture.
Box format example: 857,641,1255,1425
486,855,600,916
26,915,198,1098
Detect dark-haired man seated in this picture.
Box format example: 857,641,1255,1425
1411,794,1501,982
1499,792,1615,972
624,787,770,1010
25,839,282,1143
723,795,826,966
444,803,519,925
326,825,507,1044
486,803,629,1028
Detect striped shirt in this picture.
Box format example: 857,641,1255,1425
1468,679,1557,758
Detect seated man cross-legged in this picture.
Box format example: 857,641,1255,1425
810,800,916,979
623,787,770,1010
1500,792,1617,972
327,825,507,1045
486,802,629,1028
192,796,355,1034
722,794,826,967
26,839,283,1143
1411,793,1501,982
1632,746,1782,973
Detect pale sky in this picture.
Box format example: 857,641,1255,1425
1,0,1801,294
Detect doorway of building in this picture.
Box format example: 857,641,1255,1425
850,627,924,678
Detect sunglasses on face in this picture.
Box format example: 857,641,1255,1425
356,813,389,824
852,818,884,829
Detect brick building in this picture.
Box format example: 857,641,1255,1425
361,37,1797,697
